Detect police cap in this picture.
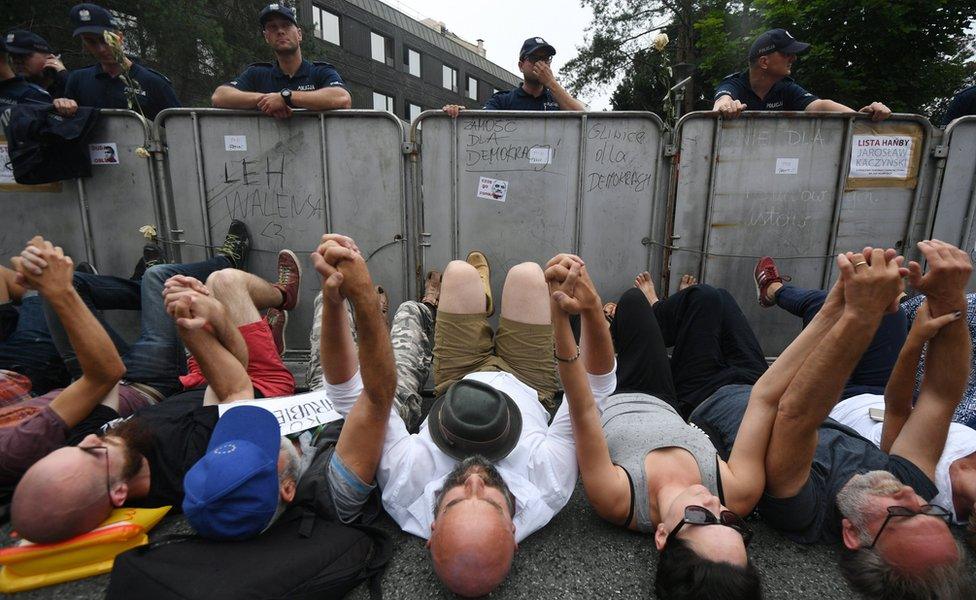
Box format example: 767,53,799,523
69,3,118,38
259,3,298,28
3,30,54,55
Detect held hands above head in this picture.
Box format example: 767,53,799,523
162,275,223,330
11,236,75,297
908,299,963,344
543,253,601,315
858,101,892,122
310,233,373,305
906,239,973,316
835,248,906,321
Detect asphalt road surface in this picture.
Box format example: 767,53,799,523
4,481,975,599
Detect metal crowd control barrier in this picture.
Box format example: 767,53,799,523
666,112,936,355
409,111,670,312
154,109,411,359
929,115,976,290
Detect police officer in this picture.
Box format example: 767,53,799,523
211,3,351,118
712,28,890,121
943,85,976,127
443,36,584,117
4,30,69,98
62,3,180,120
0,38,51,107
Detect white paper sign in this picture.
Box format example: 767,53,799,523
0,143,13,184
89,143,119,165
849,135,913,178
775,157,799,175
217,389,342,436
224,135,247,152
477,176,508,202
529,146,552,164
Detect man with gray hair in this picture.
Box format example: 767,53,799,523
692,240,974,599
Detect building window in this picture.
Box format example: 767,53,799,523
467,76,478,101
405,47,421,77
406,102,423,121
373,91,395,113
442,65,458,92
312,5,340,45
371,31,393,66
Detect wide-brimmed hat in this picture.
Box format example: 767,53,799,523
428,379,522,462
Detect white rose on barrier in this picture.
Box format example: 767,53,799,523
652,33,669,52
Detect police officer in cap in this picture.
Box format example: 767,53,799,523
712,28,890,121
211,3,351,118
4,30,69,99
0,36,51,108
443,36,584,117
61,3,180,120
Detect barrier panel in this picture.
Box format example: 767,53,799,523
155,109,411,358
667,112,935,355
0,109,163,278
411,111,670,313
929,116,976,290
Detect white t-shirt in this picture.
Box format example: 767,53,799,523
829,393,976,524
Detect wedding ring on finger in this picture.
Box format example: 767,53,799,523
854,261,868,269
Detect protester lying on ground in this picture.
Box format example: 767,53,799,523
0,263,69,395
211,3,351,117
9,254,299,543
552,258,861,597
443,36,584,117
312,237,616,597
691,242,974,598
712,28,890,121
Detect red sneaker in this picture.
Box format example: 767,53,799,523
273,249,302,312
266,308,288,356
754,257,789,308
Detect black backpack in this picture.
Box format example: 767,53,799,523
2,103,100,184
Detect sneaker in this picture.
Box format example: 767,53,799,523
273,249,302,311
754,257,790,308
421,270,442,307
216,220,251,269
466,250,493,316
376,285,389,318
266,308,288,356
74,262,98,275
130,243,164,280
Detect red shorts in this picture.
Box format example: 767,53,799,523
180,320,295,398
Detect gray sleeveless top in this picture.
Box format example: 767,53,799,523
602,393,721,533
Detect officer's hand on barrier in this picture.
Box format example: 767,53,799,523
442,104,464,118
257,93,292,119
718,99,746,119
859,102,891,122
52,98,77,117
907,240,972,316
13,236,74,297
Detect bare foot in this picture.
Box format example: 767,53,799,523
603,302,617,323
634,271,659,305
679,274,697,291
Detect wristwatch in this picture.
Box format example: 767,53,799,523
280,88,293,107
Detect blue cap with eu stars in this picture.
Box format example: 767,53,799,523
183,405,282,540
69,4,118,37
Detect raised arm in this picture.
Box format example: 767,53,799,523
887,241,972,479
13,237,125,426
534,63,585,111
765,249,905,498
544,254,614,376
546,260,630,523
163,275,248,367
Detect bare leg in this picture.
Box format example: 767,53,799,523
500,262,550,325
206,268,283,326
439,260,486,315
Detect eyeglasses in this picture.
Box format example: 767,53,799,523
666,505,753,547
866,504,951,548
79,445,112,500
522,54,552,64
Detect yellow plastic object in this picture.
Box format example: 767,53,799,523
0,506,171,593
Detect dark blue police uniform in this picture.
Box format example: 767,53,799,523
64,60,180,120
226,60,346,93
484,86,561,111
943,85,976,127
713,70,818,111
0,76,51,107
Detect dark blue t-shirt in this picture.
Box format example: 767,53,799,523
226,60,346,94
484,86,561,111
0,76,51,107
714,71,818,112
943,86,976,127
64,61,180,120
690,384,937,544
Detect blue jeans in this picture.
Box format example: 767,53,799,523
775,285,907,397
44,257,230,398
0,295,69,394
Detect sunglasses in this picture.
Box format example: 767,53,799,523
866,504,950,548
666,505,753,547
79,444,112,499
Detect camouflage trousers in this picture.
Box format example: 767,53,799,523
307,292,433,431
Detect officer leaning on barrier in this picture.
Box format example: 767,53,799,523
4,30,69,99
712,29,891,122
60,3,180,120
211,3,351,119
0,36,51,108
442,36,584,118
